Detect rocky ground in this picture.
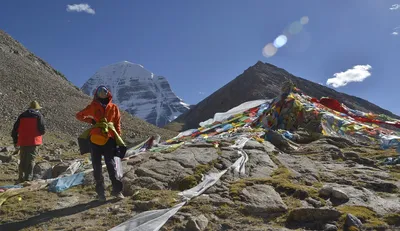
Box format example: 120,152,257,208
0,131,399,231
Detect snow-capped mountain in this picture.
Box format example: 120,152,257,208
81,61,190,127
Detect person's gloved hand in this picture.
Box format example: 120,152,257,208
115,146,127,159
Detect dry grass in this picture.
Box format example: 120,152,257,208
163,122,185,132
132,188,179,209
388,166,400,181
344,147,397,160
0,189,60,223
282,196,302,209
229,157,321,203
215,204,238,219
337,205,387,229
175,159,220,191
384,213,400,226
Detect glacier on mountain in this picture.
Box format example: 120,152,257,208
81,61,190,127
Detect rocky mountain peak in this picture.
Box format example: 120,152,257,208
170,61,398,131
81,61,190,127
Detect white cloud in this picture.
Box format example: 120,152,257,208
393,26,400,35
66,3,95,15
327,65,372,88
198,92,205,95
390,4,400,10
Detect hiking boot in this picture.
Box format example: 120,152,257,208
111,191,125,200
97,194,106,202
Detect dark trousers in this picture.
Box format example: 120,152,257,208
90,138,123,196
19,146,38,182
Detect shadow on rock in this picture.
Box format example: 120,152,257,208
0,199,117,231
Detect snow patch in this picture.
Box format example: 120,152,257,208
81,61,189,127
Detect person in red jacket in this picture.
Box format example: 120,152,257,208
11,101,46,183
76,86,124,201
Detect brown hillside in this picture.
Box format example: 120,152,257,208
0,30,176,145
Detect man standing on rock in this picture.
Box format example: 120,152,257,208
11,100,46,183
76,86,125,202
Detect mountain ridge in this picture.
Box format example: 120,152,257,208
168,61,399,131
81,61,190,127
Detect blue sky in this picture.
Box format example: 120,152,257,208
1,1,400,114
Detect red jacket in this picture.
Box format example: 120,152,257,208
12,109,46,146
76,86,121,138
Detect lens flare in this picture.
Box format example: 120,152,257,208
289,21,303,35
262,16,309,58
300,16,309,25
273,35,288,48
262,43,277,57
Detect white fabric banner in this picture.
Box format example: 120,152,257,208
108,137,251,231
178,170,227,200
199,100,269,127
108,202,186,231
115,157,123,180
